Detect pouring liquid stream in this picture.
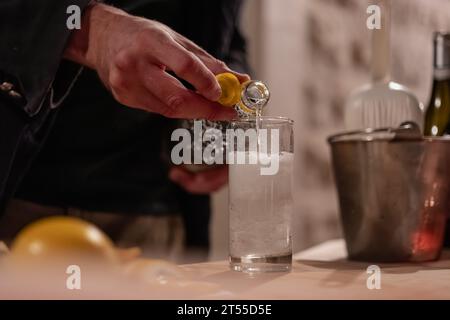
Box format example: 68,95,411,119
240,81,270,154
214,72,271,157
255,105,263,154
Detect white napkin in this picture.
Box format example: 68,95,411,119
293,239,347,261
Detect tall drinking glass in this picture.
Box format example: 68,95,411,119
228,117,294,272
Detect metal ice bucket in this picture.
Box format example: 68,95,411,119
328,123,450,262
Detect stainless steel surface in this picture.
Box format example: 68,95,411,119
328,125,450,262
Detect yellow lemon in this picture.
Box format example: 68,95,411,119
11,216,117,266
216,73,242,107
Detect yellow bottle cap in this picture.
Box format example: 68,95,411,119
216,73,242,107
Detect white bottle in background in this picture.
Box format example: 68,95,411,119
345,0,423,131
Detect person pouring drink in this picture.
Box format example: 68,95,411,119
0,0,250,261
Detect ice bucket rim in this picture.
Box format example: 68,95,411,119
328,127,450,144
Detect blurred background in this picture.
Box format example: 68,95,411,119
209,0,450,260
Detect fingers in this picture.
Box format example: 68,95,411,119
169,166,229,194
140,64,236,120
110,61,236,119
151,36,221,101
174,34,250,83
109,69,171,112
108,24,248,120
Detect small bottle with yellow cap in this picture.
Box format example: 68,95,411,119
173,74,270,173
215,73,270,117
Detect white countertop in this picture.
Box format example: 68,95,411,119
1,239,449,299
180,239,450,299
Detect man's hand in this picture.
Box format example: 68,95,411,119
64,3,249,120
169,165,228,194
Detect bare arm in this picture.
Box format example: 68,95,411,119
64,3,249,120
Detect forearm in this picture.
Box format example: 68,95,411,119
63,3,127,70
60,1,246,120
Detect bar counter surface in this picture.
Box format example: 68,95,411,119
1,239,449,299
180,239,450,300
